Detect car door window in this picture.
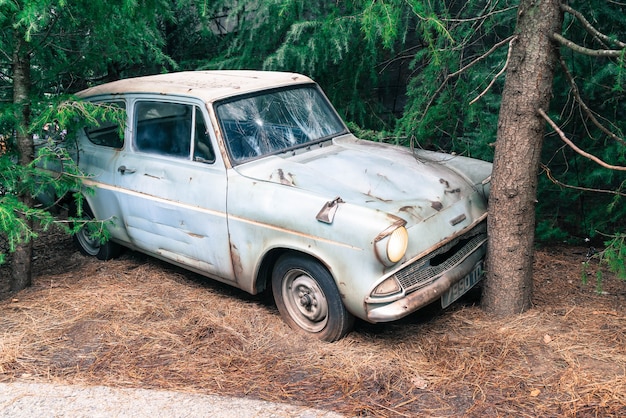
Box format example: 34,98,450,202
134,101,192,158
193,107,215,164
84,101,126,149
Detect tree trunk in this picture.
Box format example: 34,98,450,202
483,0,563,315
10,37,34,292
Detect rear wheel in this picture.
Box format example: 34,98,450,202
272,254,354,342
71,203,120,260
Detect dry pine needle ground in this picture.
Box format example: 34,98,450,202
1,231,625,417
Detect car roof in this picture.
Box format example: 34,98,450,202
76,70,315,102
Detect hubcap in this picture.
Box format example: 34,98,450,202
283,270,328,332
76,223,101,256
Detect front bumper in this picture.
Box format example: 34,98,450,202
365,234,487,322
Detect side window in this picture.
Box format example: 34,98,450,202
193,107,215,164
134,101,192,158
84,101,126,148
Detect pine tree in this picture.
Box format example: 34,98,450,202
0,0,171,291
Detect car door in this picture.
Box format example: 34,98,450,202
114,98,235,282
78,100,132,243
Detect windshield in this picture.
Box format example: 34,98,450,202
216,85,346,163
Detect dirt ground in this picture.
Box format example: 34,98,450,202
1,229,625,417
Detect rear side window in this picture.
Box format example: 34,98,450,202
134,102,192,158
84,101,126,148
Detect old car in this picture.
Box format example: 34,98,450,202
56,71,491,341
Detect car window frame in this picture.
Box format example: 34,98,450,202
128,96,219,166
83,100,127,149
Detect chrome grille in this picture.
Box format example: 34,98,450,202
395,224,487,292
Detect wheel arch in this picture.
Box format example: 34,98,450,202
253,247,334,295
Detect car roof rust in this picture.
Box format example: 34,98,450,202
76,70,314,102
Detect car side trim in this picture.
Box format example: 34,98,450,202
83,179,363,251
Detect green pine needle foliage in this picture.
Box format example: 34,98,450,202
196,0,626,243
2,0,624,264
599,234,626,281
0,100,124,264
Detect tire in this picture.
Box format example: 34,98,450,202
71,203,120,261
272,254,354,342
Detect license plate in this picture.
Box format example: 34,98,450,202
441,262,484,308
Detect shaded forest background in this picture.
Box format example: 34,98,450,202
2,0,625,244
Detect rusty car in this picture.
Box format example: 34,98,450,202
55,71,492,341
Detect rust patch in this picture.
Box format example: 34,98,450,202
373,217,407,242
399,205,424,221
273,168,295,186
441,178,460,194
431,201,443,211
229,243,244,280
365,191,392,203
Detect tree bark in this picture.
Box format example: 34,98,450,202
10,36,34,292
483,0,563,315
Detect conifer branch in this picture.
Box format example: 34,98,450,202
538,108,626,171
558,55,626,146
469,38,514,105
419,34,516,124
561,4,626,48
551,33,625,58
442,6,517,22
541,163,626,197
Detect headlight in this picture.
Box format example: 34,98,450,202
387,226,408,263
374,224,409,266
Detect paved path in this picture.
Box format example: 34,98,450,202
0,382,344,418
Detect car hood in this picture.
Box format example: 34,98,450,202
233,135,479,226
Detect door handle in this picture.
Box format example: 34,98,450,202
117,165,136,175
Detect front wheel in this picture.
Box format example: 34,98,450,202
272,254,354,342
71,203,120,261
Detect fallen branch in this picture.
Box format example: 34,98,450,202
538,108,626,172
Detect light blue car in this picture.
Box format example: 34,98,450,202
60,71,491,341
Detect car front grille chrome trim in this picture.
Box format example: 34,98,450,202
394,224,487,293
